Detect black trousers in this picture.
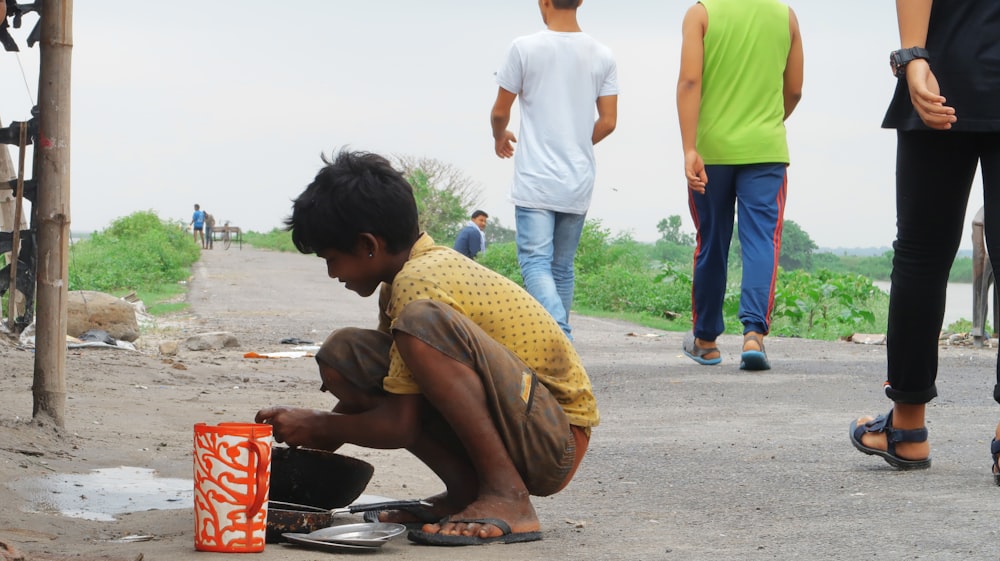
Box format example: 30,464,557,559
886,130,1000,404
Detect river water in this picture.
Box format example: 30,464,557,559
873,281,990,328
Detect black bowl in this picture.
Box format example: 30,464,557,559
266,447,375,543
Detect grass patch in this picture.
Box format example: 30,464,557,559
138,282,190,316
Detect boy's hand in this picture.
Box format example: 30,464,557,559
494,131,517,158
684,149,708,194
255,405,326,448
905,60,956,130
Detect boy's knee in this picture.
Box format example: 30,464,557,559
317,327,365,368
316,327,391,394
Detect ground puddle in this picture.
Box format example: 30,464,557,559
10,466,192,521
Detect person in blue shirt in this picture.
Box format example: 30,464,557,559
453,210,488,259
190,204,206,248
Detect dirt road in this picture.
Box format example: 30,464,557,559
2,246,1000,560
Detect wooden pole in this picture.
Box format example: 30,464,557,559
32,0,73,427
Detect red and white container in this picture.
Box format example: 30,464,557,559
193,422,272,552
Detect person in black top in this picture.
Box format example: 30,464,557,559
851,0,1000,478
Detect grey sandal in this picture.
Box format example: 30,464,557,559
682,332,721,365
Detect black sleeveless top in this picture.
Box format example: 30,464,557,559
882,0,1000,131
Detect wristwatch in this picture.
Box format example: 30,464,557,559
890,47,930,78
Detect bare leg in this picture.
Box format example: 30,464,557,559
378,432,477,523
320,364,476,521
394,332,539,539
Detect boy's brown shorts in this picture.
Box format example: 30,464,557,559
316,299,576,496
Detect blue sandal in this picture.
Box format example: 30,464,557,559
849,411,931,470
739,333,770,371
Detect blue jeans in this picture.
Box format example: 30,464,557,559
515,207,587,339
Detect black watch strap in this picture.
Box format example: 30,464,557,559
890,47,930,78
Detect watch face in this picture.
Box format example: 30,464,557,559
890,48,929,78
890,52,902,77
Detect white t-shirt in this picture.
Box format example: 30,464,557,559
496,30,618,214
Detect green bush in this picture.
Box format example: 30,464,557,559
654,239,695,264
813,251,893,281
244,228,297,252
948,256,974,283
577,264,663,315
479,220,691,320
770,269,885,339
68,211,199,293
476,241,522,285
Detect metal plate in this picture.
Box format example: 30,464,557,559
281,533,382,552
306,523,407,546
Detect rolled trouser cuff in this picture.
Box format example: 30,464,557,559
884,382,938,404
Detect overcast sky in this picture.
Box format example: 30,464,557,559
0,1,985,250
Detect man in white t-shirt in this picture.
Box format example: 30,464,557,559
490,0,618,339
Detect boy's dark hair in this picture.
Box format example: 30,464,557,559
285,150,420,255
471,210,488,219
552,0,581,9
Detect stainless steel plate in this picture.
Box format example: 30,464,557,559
307,522,407,546
281,532,381,552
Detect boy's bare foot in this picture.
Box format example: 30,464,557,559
419,494,539,539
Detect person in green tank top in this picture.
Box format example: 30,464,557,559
677,0,803,370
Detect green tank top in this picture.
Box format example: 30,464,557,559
697,0,791,165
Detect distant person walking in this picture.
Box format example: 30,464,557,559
851,1,1000,475
190,204,206,248
490,0,618,340
204,211,216,249
454,210,488,259
676,0,803,370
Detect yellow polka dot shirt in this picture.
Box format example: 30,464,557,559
380,234,599,429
